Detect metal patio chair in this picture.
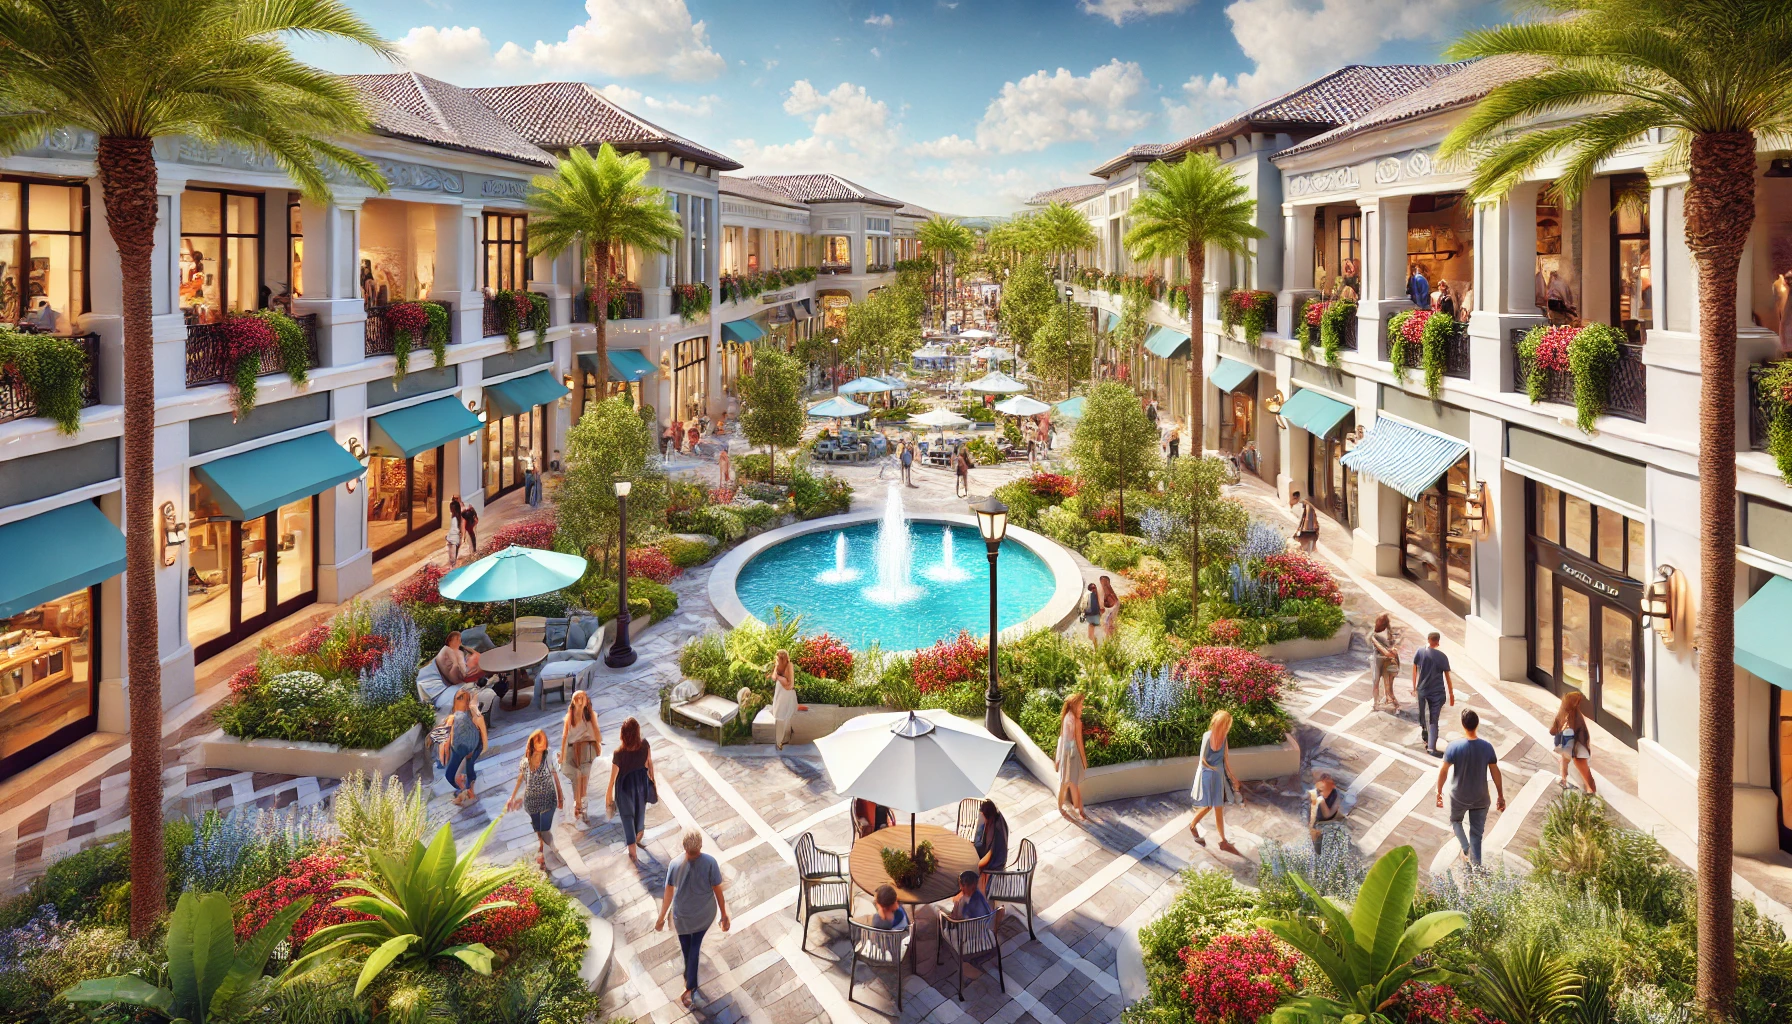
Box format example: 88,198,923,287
793,831,851,951
847,915,911,1011
938,910,1005,1000
986,837,1038,939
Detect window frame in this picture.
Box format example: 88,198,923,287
482,211,530,292
0,174,93,330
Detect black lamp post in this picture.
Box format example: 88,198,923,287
970,494,1009,738
605,476,637,668
830,336,840,394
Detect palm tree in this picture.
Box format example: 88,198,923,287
1123,153,1264,449
917,214,974,332
526,143,682,410
1033,200,1099,279
0,0,390,938
1438,4,1792,1013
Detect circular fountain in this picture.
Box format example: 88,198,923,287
710,484,1085,652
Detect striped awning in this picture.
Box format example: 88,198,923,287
1340,416,1470,501
1278,388,1354,438
1144,326,1192,359
1210,357,1256,395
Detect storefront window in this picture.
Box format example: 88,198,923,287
1405,192,1473,318
823,235,851,268
1610,173,1651,344
181,189,262,324
673,336,708,423
367,448,441,560
288,198,303,300
187,475,318,663
482,405,544,501
1777,688,1792,852
0,178,88,333
1309,421,1357,529
1402,455,1473,615
582,372,641,413
1,585,97,773
483,213,527,292
820,292,851,331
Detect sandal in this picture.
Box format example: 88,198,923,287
1190,824,1206,847
1218,840,1241,856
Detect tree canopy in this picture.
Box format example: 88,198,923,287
557,397,668,572
1027,300,1094,399
738,348,806,481
1070,381,1161,530
998,255,1057,355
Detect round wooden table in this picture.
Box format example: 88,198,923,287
478,641,548,709
849,823,979,906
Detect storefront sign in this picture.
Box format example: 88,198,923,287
1559,560,1623,598
760,290,796,304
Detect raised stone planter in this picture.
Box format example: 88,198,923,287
199,724,422,779
574,903,614,995
751,702,891,745
1258,626,1351,663
1001,712,1298,805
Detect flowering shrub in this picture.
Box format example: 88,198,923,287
912,630,986,693
1207,619,1245,646
384,301,430,383
1091,502,1127,532
624,546,681,584
1392,982,1508,1024
1174,646,1285,706
222,313,277,416
1516,321,1626,433
1175,928,1301,1024
393,561,450,606
235,852,371,945
489,515,557,552
795,633,853,681
672,281,712,322
1260,551,1342,605
227,663,262,695
1221,290,1276,345
1125,560,1172,600
449,881,541,948
1026,471,1079,500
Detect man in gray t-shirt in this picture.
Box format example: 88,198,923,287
1410,632,1455,755
1435,709,1505,867
657,830,730,1008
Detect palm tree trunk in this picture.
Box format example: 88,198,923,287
1685,130,1753,1021
1187,241,1207,621
592,245,611,417
98,137,164,939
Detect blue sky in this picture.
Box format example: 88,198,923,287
301,0,1509,215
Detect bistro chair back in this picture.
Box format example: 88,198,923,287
956,798,981,841
847,916,911,1011
986,837,1037,938
793,831,851,951
937,911,1004,1000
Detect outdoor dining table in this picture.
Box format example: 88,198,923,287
849,823,979,963
479,640,548,709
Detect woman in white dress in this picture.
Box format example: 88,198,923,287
1055,692,1091,823
769,649,805,750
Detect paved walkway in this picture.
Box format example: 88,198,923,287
5,435,1789,1023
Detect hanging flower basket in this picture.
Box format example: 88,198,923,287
1385,309,1454,398
1221,290,1275,346
672,281,711,323
1755,360,1792,484
385,301,428,384
1516,321,1624,433
223,313,277,417
1296,298,1355,367
0,327,88,435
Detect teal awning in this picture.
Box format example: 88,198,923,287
484,371,569,418
1736,576,1792,689
369,397,481,459
1144,326,1192,359
1340,416,1469,501
1103,312,1119,332
577,349,656,383
1278,388,1355,439
722,318,765,344
0,502,124,617
1211,357,1256,395
192,432,364,521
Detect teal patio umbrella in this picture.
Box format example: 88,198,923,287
438,545,588,650
1056,396,1086,419
808,395,871,418
839,376,894,395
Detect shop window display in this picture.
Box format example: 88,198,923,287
181,189,262,324
0,585,96,773
0,177,89,332
186,475,318,663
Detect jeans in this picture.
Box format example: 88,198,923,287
678,927,707,992
901,462,912,485
1450,802,1489,866
1418,691,1445,750
444,745,479,793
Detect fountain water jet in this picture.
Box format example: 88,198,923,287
924,524,972,583
863,483,924,605
815,531,860,584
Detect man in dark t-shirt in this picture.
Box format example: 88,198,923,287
1410,631,1454,756
1436,708,1504,867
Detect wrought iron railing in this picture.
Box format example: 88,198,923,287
186,314,320,388
481,292,551,339
0,332,100,425
571,289,644,323
866,263,892,273
1749,361,1773,452
1338,313,1358,352
1443,320,1471,380
1508,327,1646,422
820,263,852,275
364,300,454,356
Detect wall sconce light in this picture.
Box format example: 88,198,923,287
346,437,369,463
1462,480,1490,536
1263,390,1285,415
160,501,187,567
1641,565,1678,641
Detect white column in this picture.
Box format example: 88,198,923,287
1465,411,1525,679
429,202,484,344
318,391,372,602
151,181,191,399
1356,195,1411,360
292,196,371,366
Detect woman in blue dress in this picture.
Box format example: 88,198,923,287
1189,709,1243,855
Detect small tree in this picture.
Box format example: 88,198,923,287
738,349,806,483
842,287,922,375
1070,382,1161,533
999,255,1057,356
1156,456,1247,619
1027,301,1094,399
557,398,667,574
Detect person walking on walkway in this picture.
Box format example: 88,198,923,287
1099,575,1120,639
769,649,805,750
460,506,479,559
1436,708,1504,868
1550,691,1597,793
1370,613,1401,712
1291,489,1320,553
559,689,601,822
1189,709,1243,855
1055,692,1090,822
439,688,487,807
506,728,563,870
444,507,463,567
954,445,971,498
606,717,655,865
656,829,730,1010
1081,583,1104,645
900,439,915,487
1411,631,1454,756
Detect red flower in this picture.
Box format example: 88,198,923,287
386,301,429,335
237,852,373,945
1207,619,1244,646
394,561,450,606
285,622,332,657
512,292,534,319
1304,300,1330,327
795,633,853,681
1399,308,1436,346
227,663,262,694
1026,471,1079,500
221,314,276,362
1176,929,1300,1024
449,881,540,948
1531,324,1577,372
1260,552,1342,605
1393,982,1510,1024
1173,646,1286,706
489,516,557,552
912,631,986,692
624,546,681,584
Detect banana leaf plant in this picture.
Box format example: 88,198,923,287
1257,845,1468,1024
61,891,313,1023
291,818,515,995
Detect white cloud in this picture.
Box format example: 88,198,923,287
912,134,981,160
1078,0,1198,25
395,0,725,82
974,59,1151,154
865,13,894,27
870,47,882,58
595,84,718,118
1163,0,1471,135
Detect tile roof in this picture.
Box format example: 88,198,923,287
346,73,555,166
894,202,935,219
1089,143,1176,178
471,82,741,170
719,175,808,210
1164,63,1471,156
1272,56,1553,160
1026,183,1107,206
744,173,907,207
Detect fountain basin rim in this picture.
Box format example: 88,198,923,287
708,510,1086,655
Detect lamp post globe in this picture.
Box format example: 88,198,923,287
970,494,1009,738
605,476,638,668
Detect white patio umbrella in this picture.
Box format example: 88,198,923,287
994,395,1052,416
910,407,972,428
958,328,996,340
807,395,870,418
964,370,1027,394
814,709,1014,853
970,345,1014,362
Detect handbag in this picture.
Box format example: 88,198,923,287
645,768,659,806
1554,727,1575,753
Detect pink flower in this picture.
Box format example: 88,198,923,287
1532,324,1576,372
221,314,275,362
1176,929,1300,1024
1260,552,1342,605
796,633,853,681
1173,646,1286,706
386,301,428,335
1399,308,1435,346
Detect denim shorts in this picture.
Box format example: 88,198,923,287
529,808,555,832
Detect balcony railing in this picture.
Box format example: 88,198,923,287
481,292,551,340
866,263,892,273
820,263,852,275
571,289,644,323
1338,314,1358,352
1442,320,1471,380
364,300,454,357
186,314,320,388
1,331,100,425
1508,327,1646,423
1749,361,1775,452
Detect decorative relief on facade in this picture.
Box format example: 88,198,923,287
1287,165,1360,198
1292,146,1455,198
170,138,285,173
479,178,531,199
35,128,99,155
378,160,463,194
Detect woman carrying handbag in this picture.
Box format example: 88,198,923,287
607,716,657,864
